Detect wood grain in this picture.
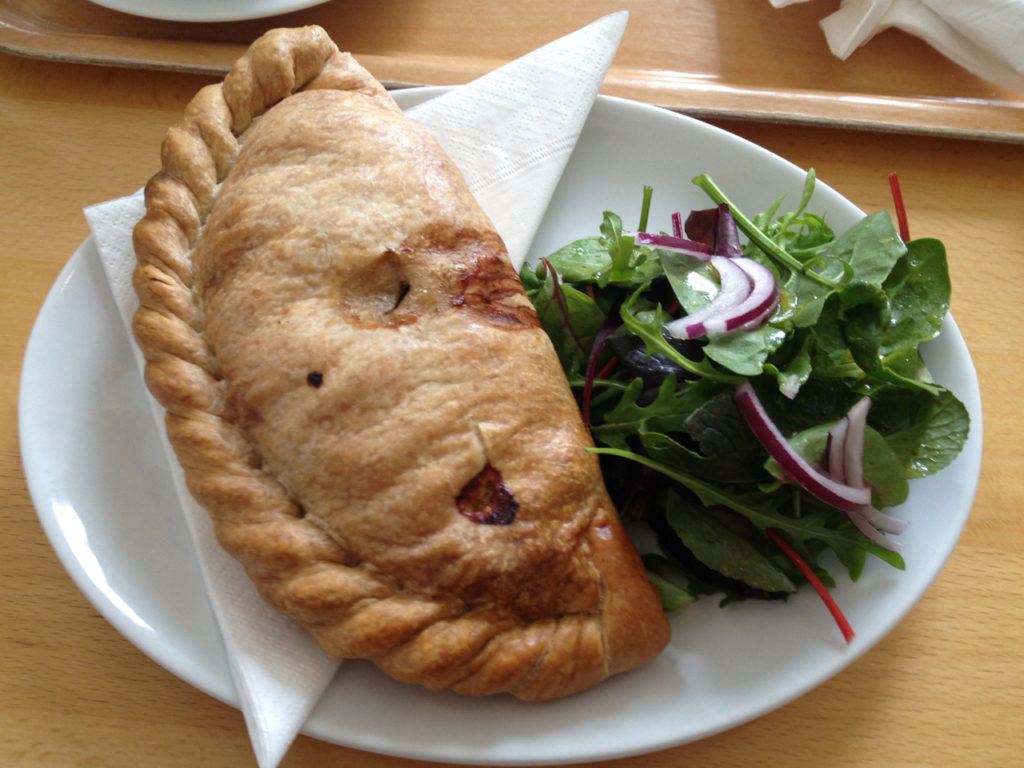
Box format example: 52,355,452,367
2,0,1023,140
2,37,1023,768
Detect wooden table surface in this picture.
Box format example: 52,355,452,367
2,9,1023,768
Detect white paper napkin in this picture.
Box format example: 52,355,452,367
83,11,627,768
769,0,1024,92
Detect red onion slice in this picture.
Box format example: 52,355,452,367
823,396,907,548
665,255,752,339
732,296,781,332
848,507,903,552
778,374,802,401
861,505,909,535
630,231,713,259
671,211,685,238
735,382,872,512
663,255,780,341
703,257,779,335
842,396,871,488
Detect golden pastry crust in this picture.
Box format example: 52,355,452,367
131,25,669,701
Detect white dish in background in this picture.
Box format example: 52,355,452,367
85,0,330,23
19,90,982,765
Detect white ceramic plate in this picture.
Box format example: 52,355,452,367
20,91,982,765
85,0,330,23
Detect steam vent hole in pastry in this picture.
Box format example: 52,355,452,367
456,463,519,525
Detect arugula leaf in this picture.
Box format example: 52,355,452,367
597,211,663,287
694,172,846,294
619,287,740,383
591,376,690,449
775,213,836,261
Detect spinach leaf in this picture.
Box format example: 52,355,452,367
703,321,788,375
665,492,797,594
880,237,951,355
832,210,907,306
642,553,698,611
764,331,814,397
874,387,971,478
659,250,718,315
640,430,764,485
544,236,613,283
680,390,769,481
842,292,891,373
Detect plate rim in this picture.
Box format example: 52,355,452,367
83,0,331,23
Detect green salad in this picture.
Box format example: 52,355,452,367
520,170,969,641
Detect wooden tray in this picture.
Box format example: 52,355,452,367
3,0,1023,142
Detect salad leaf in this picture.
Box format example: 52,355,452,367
642,553,698,611
598,210,663,287
872,386,971,477
664,492,797,594
881,237,951,355
641,429,761,485
703,321,787,376
832,210,907,305
680,391,768,482
594,444,906,579
619,288,739,383
766,421,910,508
524,170,965,625
544,236,614,283
521,260,605,373
590,375,690,450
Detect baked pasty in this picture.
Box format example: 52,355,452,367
131,25,669,701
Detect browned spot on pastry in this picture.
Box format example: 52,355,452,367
456,463,519,525
447,234,539,329
306,371,324,388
